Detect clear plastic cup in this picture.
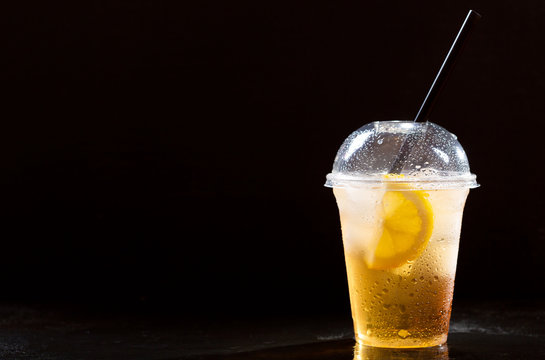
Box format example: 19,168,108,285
325,121,478,348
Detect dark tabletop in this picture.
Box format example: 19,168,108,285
0,300,543,360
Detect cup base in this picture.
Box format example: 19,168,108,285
354,342,449,359
355,332,447,349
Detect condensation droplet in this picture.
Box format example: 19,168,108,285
398,329,411,338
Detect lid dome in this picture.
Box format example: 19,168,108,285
325,121,478,189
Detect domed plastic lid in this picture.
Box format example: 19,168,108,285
325,121,478,189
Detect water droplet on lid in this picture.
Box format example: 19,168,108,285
398,329,411,338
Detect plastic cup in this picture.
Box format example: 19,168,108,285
325,121,478,348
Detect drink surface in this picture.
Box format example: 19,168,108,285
334,185,469,348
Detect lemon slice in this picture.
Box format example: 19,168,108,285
367,188,434,270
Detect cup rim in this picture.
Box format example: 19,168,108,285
325,172,479,190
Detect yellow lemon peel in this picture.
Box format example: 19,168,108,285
365,174,434,270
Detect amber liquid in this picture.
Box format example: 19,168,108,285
335,187,469,348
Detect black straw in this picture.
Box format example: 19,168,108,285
389,10,481,174
414,10,482,122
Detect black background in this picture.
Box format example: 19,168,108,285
3,1,545,317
